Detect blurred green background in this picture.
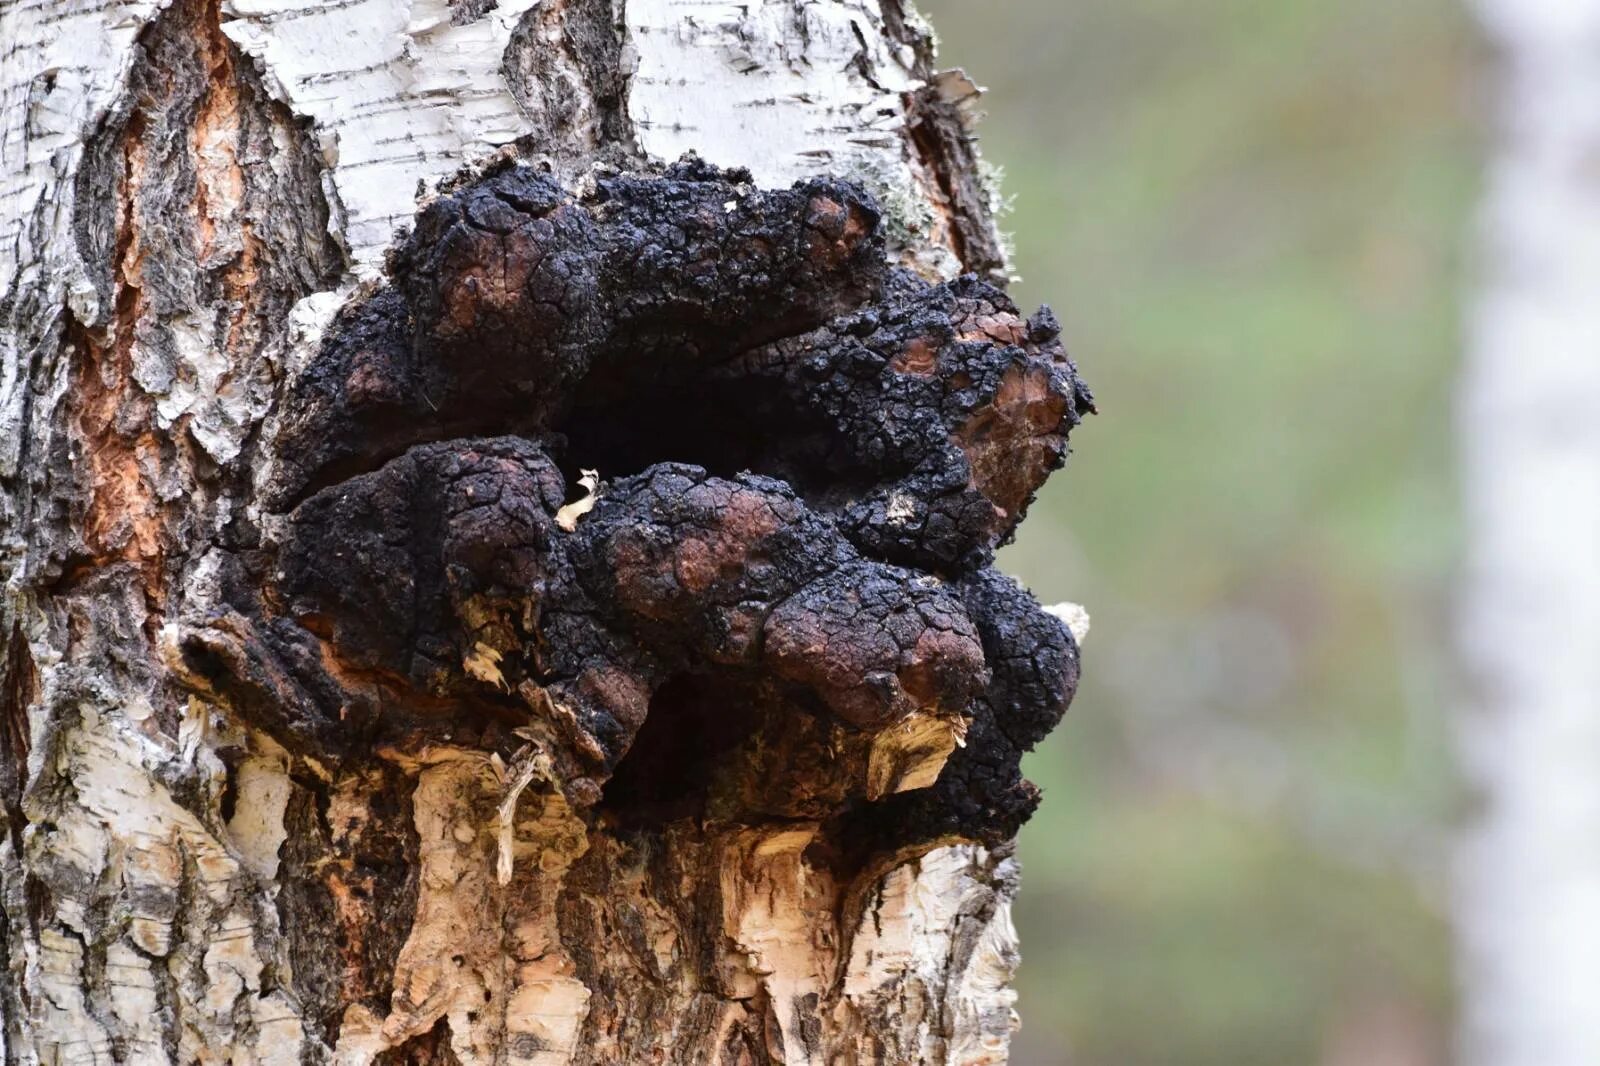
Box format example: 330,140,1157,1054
915,1,1480,1062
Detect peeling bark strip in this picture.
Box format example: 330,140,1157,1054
1,0,1087,1062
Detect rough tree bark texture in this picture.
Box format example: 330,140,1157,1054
0,1,1089,1063
1458,3,1600,1064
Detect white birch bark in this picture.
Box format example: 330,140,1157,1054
0,0,1044,1061
1458,3,1600,1063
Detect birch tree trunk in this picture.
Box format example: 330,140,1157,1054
0,1,1089,1062
1458,2,1600,1063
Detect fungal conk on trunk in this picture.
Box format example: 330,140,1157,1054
193,156,1090,859
181,156,1094,857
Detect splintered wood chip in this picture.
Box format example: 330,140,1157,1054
556,468,601,532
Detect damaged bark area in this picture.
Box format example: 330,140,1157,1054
157,161,1090,1062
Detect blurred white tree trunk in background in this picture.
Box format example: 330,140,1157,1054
1458,3,1600,1064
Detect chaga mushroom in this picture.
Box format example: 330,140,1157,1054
223,159,1088,849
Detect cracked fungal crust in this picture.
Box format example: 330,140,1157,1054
230,159,1090,849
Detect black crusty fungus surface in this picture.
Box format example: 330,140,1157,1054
227,158,1092,851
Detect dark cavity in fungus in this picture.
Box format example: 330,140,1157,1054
218,158,1092,849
